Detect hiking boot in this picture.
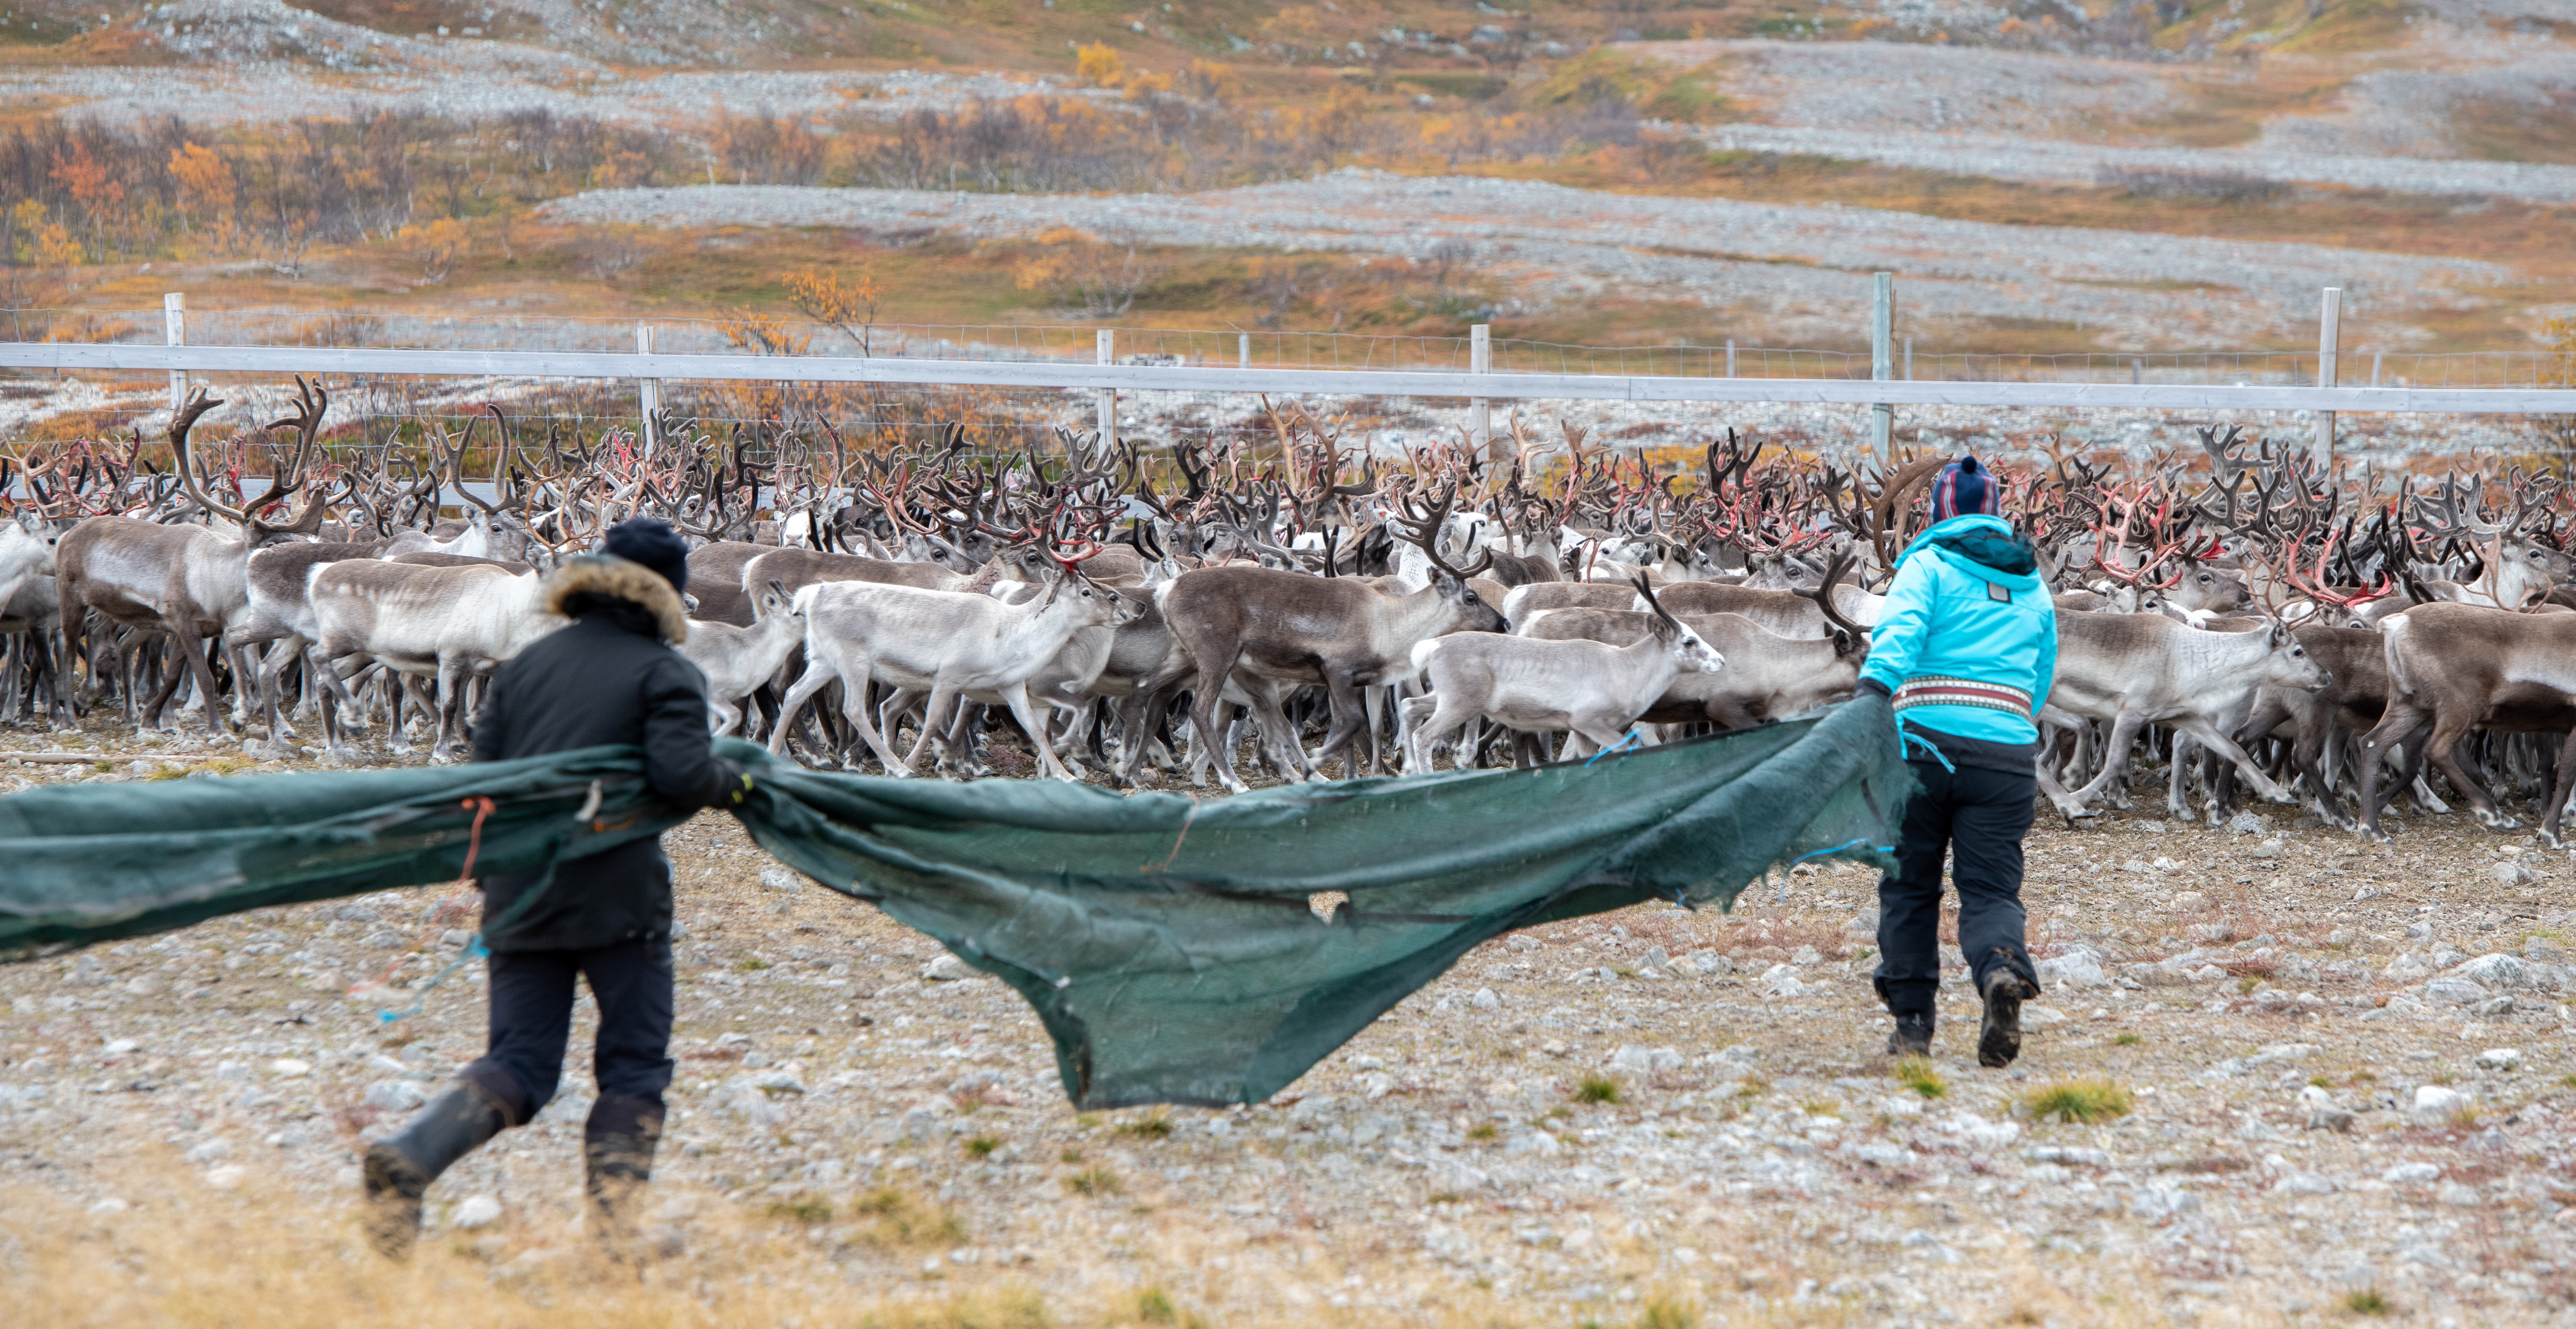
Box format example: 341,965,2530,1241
1884,1012,1934,1058
584,1093,666,1263
362,1081,512,1259
1977,965,2036,1069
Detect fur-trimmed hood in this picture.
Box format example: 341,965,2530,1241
543,554,689,645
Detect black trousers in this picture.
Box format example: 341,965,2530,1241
459,936,675,1129
1874,757,2040,1018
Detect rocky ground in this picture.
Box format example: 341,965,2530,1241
3,722,2574,1326
534,171,2514,348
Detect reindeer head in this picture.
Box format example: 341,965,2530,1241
2261,622,2333,693
1634,576,1725,676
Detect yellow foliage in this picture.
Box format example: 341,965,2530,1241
167,142,235,217
783,266,885,354
1122,70,1175,100
397,217,466,284
719,308,810,357
1076,42,1126,89
1180,59,1239,102
34,221,80,269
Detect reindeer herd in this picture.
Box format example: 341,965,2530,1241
4,387,2576,848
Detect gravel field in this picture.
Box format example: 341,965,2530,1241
0,0,1088,132
1629,39,2576,195
1683,122,2576,205
1625,40,2187,138
536,173,2515,347
4,724,2576,1325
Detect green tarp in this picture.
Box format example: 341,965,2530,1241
0,696,1910,1109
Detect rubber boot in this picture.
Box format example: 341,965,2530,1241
584,1092,666,1263
1977,961,2038,1069
1885,1011,1934,1058
362,1080,513,1259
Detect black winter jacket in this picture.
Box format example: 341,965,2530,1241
469,555,734,952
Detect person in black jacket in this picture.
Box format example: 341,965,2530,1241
362,519,746,1260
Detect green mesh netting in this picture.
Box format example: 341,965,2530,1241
0,695,1910,1109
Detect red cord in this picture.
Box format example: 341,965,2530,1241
366,796,496,994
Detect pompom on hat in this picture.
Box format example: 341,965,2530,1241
1928,455,2001,523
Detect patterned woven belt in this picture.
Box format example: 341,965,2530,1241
1892,676,2033,719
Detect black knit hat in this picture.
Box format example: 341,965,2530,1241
603,517,690,594
1929,455,2000,523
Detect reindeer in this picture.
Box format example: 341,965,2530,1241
306,560,564,759
2036,609,2332,822
2406,479,2572,610
53,384,328,733
1152,485,1506,793
2352,602,2576,842
1403,577,1723,772
678,579,804,737
769,561,1135,781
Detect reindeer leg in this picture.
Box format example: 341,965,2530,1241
2353,707,2429,841
1184,654,1253,794
1407,694,1475,775
1399,695,1438,773
998,683,1079,783
2057,712,2147,823
2425,714,2513,830
832,662,913,776
2166,733,2196,822
2168,716,2293,806
2540,727,2576,848
903,684,960,774
768,657,837,759
1306,665,1371,777
2289,720,2353,829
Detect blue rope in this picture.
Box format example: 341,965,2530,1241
1583,728,1647,767
377,938,488,1024
1896,720,1956,772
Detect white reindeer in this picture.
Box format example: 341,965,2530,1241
679,578,804,737
1402,579,1723,772
770,568,1136,781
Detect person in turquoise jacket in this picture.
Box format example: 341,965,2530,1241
1854,456,2058,1068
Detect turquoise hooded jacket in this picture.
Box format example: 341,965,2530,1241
1857,514,2058,746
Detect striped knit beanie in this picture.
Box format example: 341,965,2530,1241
1928,455,2000,523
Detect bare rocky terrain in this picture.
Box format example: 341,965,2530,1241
4,725,2575,1324
535,171,2516,348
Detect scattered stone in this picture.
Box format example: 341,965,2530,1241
2382,1162,2443,1184
364,1080,428,1112
203,1165,246,1190
1470,988,1500,1010
269,1059,311,1078
2473,1047,2521,1071
920,954,972,982
1607,1046,1682,1073
452,1194,503,1229
2422,976,2491,1005
2036,950,2105,988
2228,814,2267,835
2450,953,2539,990
2410,1085,2468,1127
758,866,806,893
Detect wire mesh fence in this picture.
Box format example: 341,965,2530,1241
13,305,2567,389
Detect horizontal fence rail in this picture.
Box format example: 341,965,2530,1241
13,307,2574,390
10,342,2576,416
